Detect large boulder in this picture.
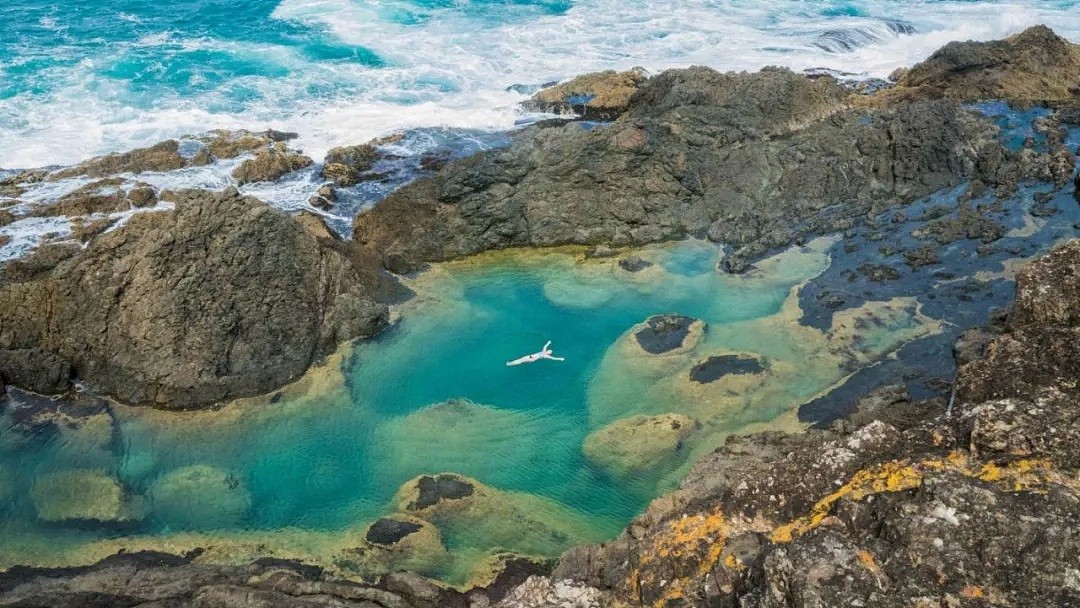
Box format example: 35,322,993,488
0,188,392,408
582,413,697,479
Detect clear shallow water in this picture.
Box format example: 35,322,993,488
3,0,1080,168
0,239,943,580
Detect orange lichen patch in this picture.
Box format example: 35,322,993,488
961,584,986,598
857,549,880,574
771,454,1058,543
627,509,731,607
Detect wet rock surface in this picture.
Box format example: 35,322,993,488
523,68,650,120
366,517,424,546
634,315,701,354
506,239,1080,607
409,474,476,510
689,354,766,383
232,144,314,185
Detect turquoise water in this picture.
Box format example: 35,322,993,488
3,0,1080,167
0,239,943,579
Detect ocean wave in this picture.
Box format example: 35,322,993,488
0,0,1078,169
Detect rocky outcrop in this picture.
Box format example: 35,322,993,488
523,68,650,120
232,144,314,184
50,140,188,180
893,25,1080,104
0,188,393,408
321,134,403,187
0,552,524,608
507,240,1080,607
956,239,1080,404
25,178,159,218
354,61,1056,274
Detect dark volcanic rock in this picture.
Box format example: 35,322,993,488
0,348,73,394
353,65,1021,274
0,188,393,408
365,517,423,546
894,25,1080,104
903,245,941,268
410,474,475,510
957,239,1080,404
0,552,475,608
634,314,700,354
617,255,652,272
689,354,765,383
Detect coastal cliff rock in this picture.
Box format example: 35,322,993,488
504,239,1080,607
353,62,1047,274
0,188,392,408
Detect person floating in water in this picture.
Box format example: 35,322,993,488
506,341,565,366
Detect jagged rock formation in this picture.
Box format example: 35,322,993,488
891,25,1080,104
523,68,650,120
353,34,1077,274
0,552,539,608
0,188,393,408
504,239,1080,607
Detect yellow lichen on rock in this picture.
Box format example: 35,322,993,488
770,454,1060,543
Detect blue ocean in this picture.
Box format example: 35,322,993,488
2,0,1079,169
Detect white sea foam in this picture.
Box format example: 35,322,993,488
0,0,1078,171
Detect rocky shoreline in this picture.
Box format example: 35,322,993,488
0,25,1079,608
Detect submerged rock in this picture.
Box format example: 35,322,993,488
31,469,137,523
633,314,704,354
0,188,393,408
395,473,604,559
582,414,697,478
523,68,649,120
617,255,652,272
149,465,251,528
366,517,424,546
